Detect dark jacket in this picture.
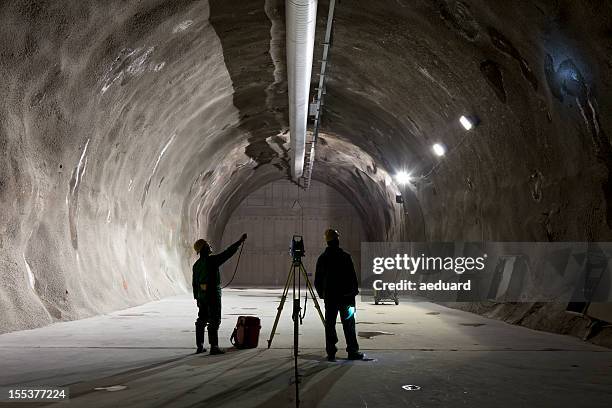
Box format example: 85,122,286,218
192,239,242,301
315,245,359,302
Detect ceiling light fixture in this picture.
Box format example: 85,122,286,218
432,143,446,157
460,114,481,131
394,171,412,185
459,115,474,130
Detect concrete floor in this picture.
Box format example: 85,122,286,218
1,289,611,407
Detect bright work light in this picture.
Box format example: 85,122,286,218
459,115,473,130
395,171,412,185
432,143,446,157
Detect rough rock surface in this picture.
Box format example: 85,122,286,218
0,0,611,345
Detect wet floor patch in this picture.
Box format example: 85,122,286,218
459,323,486,327
426,312,440,315
358,331,394,339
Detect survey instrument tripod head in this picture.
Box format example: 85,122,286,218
290,235,305,263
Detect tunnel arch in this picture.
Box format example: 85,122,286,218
189,130,412,267
0,0,610,333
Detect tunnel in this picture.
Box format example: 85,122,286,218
0,0,611,407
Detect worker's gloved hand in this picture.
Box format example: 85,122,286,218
240,233,247,242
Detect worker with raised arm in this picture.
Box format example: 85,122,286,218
192,233,247,355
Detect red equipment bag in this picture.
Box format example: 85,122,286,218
230,316,261,349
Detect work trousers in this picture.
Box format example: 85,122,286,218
195,295,222,348
324,300,359,356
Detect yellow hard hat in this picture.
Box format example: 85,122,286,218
324,228,340,242
193,239,208,254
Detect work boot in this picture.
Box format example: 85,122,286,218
347,351,365,360
195,322,206,354
210,346,226,355
326,354,336,362
208,329,224,355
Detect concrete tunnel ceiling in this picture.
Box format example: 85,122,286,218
0,0,611,333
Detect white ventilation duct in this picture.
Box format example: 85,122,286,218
286,0,318,179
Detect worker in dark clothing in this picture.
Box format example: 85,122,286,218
192,233,247,355
315,229,365,362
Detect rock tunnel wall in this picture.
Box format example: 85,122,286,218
0,0,234,332
0,0,399,333
0,0,611,338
